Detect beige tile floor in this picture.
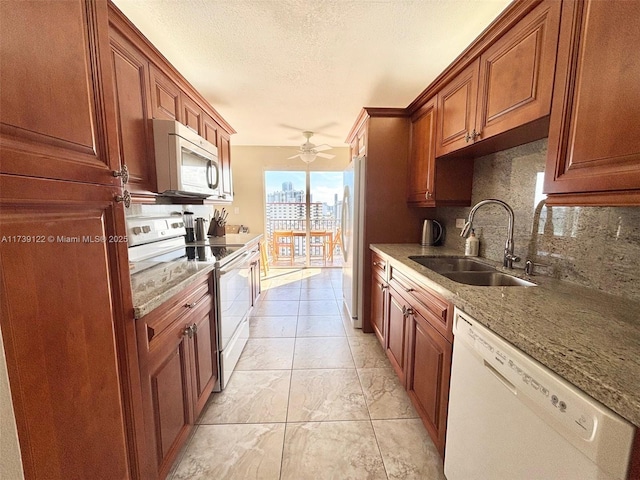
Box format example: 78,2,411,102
170,268,446,480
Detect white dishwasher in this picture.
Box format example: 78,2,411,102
444,308,636,480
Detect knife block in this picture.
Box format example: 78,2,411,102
210,223,226,237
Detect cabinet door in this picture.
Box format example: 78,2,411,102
476,0,560,142
109,30,157,195
370,273,387,346
406,309,452,459
219,132,233,200
385,287,409,385
0,0,119,185
436,59,479,157
189,303,217,420
180,93,203,134
408,97,437,205
0,176,135,479
202,113,219,146
251,257,262,306
544,0,640,203
149,64,180,121
143,322,193,476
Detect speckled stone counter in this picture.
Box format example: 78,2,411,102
371,243,640,427
131,233,262,319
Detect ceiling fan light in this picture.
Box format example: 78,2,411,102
300,152,316,163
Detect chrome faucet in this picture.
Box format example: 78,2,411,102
460,199,520,269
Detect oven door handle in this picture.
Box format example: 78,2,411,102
219,251,251,274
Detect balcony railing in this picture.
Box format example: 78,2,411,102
265,202,342,266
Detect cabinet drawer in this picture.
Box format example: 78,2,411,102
141,274,212,349
389,266,451,341
371,252,388,277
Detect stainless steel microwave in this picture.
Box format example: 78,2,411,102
153,119,220,198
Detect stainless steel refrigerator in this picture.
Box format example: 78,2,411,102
342,156,366,328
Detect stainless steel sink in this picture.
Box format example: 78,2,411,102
409,256,497,273
441,271,536,287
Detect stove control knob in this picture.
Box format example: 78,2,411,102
142,225,151,233
132,227,142,235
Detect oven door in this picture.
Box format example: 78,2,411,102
217,251,252,352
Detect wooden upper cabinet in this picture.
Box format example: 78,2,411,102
435,0,560,158
408,97,437,205
219,132,233,200
202,113,219,146
476,0,560,141
109,29,157,194
436,60,480,157
544,0,640,205
0,0,119,185
180,93,203,134
149,64,180,121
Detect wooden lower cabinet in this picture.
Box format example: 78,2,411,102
137,274,217,479
373,253,454,460
406,308,452,458
370,272,387,345
385,287,410,385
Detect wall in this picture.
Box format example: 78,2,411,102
0,328,25,480
435,139,640,301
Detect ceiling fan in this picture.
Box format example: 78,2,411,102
287,131,335,163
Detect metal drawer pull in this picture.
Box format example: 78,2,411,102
379,283,388,291
402,305,414,316
183,325,194,338
191,323,198,335
405,287,415,293
184,301,199,308
373,261,386,270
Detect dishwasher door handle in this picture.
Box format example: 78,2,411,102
483,360,516,395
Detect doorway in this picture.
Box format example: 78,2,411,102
264,170,343,268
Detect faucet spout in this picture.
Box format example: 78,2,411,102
460,199,520,268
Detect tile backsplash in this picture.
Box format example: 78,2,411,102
435,139,640,301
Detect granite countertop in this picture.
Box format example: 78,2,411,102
371,243,640,427
131,233,262,319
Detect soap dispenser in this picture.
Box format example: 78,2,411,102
465,229,479,257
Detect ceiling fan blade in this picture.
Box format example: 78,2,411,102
287,154,302,160
314,144,332,152
315,152,335,159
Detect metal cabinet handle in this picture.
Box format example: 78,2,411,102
112,165,129,184
425,190,433,200
184,301,199,309
465,132,472,143
472,129,482,140
191,323,198,335
373,261,386,270
115,190,131,208
379,283,388,291
183,325,194,338
405,287,415,293
401,305,414,316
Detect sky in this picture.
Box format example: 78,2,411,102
265,171,344,206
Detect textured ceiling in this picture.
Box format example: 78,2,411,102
113,0,512,147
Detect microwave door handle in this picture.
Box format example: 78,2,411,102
207,160,220,190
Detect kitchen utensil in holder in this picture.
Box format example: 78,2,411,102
210,222,226,237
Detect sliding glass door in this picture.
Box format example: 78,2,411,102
264,170,343,268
